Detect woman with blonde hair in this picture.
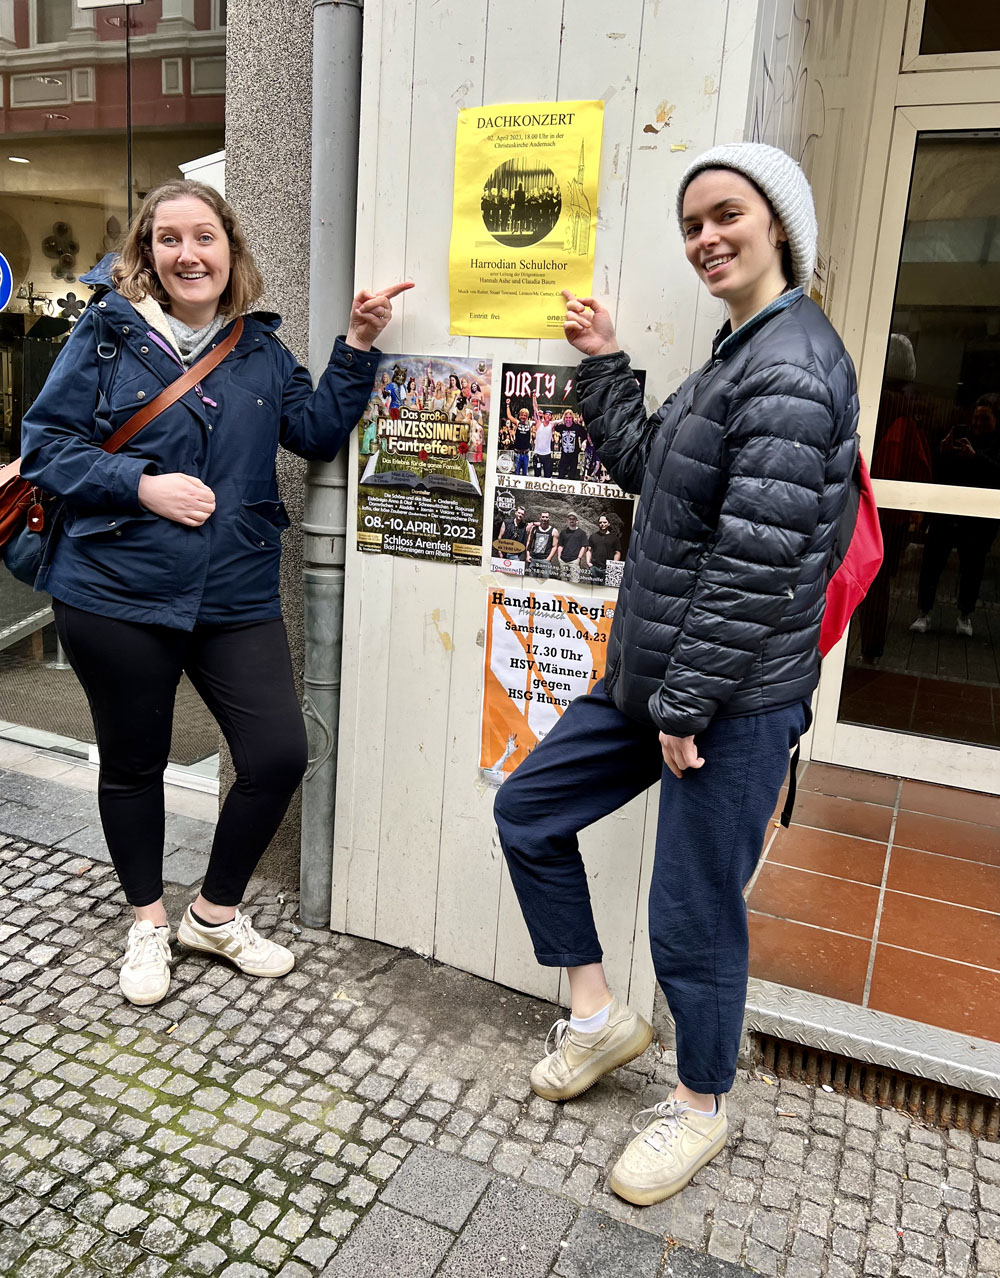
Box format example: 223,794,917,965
21,178,410,1006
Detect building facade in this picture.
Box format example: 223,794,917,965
2,0,998,1084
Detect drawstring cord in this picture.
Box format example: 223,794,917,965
145,330,218,407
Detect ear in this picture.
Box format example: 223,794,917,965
773,218,788,246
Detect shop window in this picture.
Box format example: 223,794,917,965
919,0,1000,56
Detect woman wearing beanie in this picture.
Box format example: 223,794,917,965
493,143,858,1204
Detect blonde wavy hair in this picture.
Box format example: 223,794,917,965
112,179,264,317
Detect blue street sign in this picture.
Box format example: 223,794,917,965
0,253,12,313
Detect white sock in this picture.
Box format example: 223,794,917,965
569,1000,612,1034
684,1096,717,1116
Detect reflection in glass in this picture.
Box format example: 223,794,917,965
919,2,1000,56
1,0,225,769
841,132,1000,751
869,135,1000,488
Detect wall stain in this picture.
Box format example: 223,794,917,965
647,320,675,349
642,99,675,136
430,609,454,652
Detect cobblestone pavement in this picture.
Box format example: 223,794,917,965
1,831,999,1277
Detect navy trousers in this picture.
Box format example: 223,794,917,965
493,682,807,1094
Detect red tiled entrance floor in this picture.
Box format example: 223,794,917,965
747,760,1000,1045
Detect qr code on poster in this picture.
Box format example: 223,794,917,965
604,560,624,588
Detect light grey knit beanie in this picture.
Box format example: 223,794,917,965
676,143,817,290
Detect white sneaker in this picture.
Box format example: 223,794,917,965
909,613,930,634
609,1094,728,1206
119,920,172,1006
176,906,295,977
956,614,973,637
530,997,653,1101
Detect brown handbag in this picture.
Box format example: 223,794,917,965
0,316,244,554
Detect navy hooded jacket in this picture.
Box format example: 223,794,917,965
19,257,378,629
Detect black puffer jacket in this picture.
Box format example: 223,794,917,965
576,292,858,737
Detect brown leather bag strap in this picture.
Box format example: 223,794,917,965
100,316,244,455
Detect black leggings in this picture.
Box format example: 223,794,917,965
54,601,308,907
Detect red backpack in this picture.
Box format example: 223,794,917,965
780,445,883,828
818,447,884,657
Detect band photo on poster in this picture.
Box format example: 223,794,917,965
490,360,641,588
356,354,491,565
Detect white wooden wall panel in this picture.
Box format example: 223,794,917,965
465,0,572,1002
335,0,766,1016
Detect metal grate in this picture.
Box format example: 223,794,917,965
753,1032,1000,1141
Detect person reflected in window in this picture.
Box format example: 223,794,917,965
909,393,1000,638
858,334,932,661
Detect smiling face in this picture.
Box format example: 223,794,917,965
681,169,787,330
150,196,231,327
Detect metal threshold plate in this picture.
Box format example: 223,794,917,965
745,978,1000,1100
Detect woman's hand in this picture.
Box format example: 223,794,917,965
138,473,216,526
562,290,620,358
659,731,705,779
346,281,415,350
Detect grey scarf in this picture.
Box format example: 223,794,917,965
165,312,228,367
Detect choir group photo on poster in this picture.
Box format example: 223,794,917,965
490,360,640,588
356,354,491,566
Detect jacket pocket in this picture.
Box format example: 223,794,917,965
63,509,154,539
236,499,290,549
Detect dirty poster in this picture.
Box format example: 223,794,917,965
356,353,491,565
489,360,641,588
449,100,604,339
480,586,615,784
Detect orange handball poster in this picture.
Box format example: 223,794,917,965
480,586,615,784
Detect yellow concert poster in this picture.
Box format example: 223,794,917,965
449,100,604,339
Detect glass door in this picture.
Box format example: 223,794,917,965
812,105,1000,793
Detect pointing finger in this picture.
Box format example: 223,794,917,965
378,281,416,300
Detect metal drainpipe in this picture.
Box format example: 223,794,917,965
300,0,364,929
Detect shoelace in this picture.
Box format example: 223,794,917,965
543,1019,570,1058
128,926,167,970
631,1098,701,1152
228,911,267,955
